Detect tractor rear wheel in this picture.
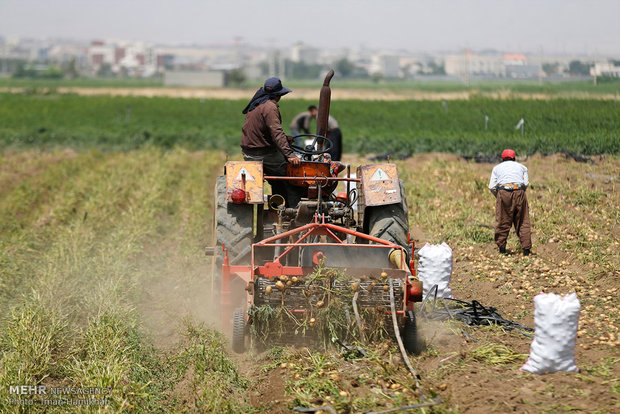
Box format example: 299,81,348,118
365,179,410,257
232,307,246,353
212,176,254,286
212,176,254,332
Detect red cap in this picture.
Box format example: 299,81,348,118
501,149,516,160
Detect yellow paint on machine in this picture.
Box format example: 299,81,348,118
225,161,264,204
358,164,401,206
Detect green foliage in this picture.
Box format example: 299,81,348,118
225,68,246,87
0,298,67,390
596,75,620,84
0,93,618,155
170,321,250,412
469,342,527,365
567,60,592,76
13,64,63,79
285,59,323,79
542,62,560,76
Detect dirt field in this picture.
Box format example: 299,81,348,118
237,153,619,413
0,150,617,413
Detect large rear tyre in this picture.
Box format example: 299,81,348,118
232,307,246,354
365,179,410,259
213,176,254,271
212,176,254,328
402,310,425,354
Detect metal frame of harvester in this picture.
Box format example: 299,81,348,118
209,70,424,353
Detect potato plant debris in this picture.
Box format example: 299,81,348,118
250,265,393,350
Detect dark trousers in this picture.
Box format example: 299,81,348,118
495,189,532,250
242,150,301,207
327,128,342,161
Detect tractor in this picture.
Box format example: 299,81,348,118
209,70,423,353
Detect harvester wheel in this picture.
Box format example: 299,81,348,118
213,176,253,285
402,310,424,354
232,307,246,353
365,179,410,257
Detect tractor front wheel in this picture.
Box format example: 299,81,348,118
402,310,425,354
232,307,247,353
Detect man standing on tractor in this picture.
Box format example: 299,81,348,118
241,77,301,203
488,149,532,256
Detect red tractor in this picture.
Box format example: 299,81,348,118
210,71,423,353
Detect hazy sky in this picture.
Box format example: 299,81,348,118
1,0,618,54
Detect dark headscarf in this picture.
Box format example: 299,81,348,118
242,77,292,114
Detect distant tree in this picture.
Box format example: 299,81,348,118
335,58,355,78
542,62,559,76
40,66,63,79
567,60,592,76
97,63,114,77
13,63,62,79
258,61,269,77
286,60,322,79
12,63,32,78
226,68,246,87
62,58,79,79
371,71,383,83
428,60,446,75
402,64,413,78
351,66,369,78
610,59,620,66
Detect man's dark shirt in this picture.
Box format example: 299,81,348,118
241,99,294,158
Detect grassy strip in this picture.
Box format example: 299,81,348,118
1,77,619,95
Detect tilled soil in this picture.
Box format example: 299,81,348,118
3,149,615,412
234,153,618,413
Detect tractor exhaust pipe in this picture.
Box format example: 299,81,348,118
316,69,334,150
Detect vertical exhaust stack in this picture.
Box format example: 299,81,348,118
316,69,334,150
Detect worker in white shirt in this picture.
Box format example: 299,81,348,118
488,149,531,256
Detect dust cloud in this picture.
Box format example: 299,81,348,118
134,246,224,349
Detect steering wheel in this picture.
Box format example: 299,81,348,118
290,134,333,156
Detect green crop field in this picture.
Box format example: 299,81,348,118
1,92,618,155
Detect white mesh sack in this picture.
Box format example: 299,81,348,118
521,292,580,374
417,242,453,298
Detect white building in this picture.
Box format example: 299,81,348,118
445,52,505,77
591,62,620,77
290,42,320,64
